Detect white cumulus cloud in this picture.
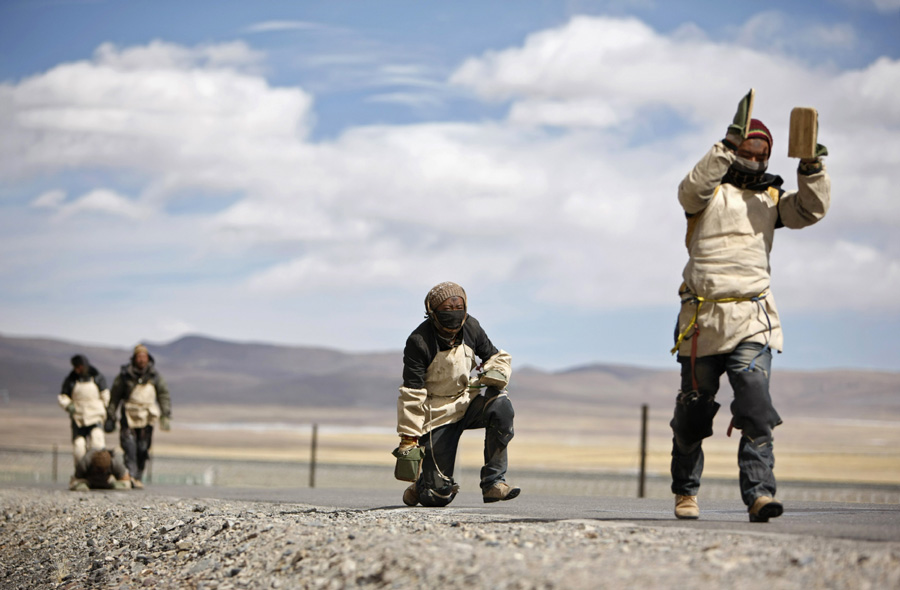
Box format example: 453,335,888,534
1,11,898,361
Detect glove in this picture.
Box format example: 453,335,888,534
469,369,509,392
799,143,828,174
65,403,76,417
479,369,508,389
104,416,116,433
397,435,418,452
724,88,755,150
160,416,171,431
805,143,828,160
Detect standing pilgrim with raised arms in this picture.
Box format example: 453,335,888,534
669,90,830,522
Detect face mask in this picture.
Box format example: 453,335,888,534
733,155,768,174
434,310,467,332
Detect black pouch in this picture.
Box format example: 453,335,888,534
391,446,423,482
671,389,720,445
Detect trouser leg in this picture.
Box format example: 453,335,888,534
120,425,139,479
71,421,91,466
135,426,154,480
670,354,723,496
72,436,87,466
726,343,780,506
737,436,776,506
478,388,515,491
417,421,463,507
88,425,105,452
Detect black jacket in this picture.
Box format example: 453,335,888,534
60,363,108,398
402,315,499,389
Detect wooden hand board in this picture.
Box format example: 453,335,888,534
788,107,818,158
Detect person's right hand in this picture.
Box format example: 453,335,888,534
104,416,116,433
725,88,755,150
65,403,76,417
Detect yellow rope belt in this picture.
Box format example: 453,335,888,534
670,290,768,355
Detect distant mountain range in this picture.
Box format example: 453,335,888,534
1,333,898,420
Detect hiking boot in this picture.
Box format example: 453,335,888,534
402,483,419,507
674,495,699,519
749,496,783,523
483,482,521,503
131,478,144,490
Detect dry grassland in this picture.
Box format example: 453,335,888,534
3,402,899,486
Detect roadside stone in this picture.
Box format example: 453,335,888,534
1,488,898,590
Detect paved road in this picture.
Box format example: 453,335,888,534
120,484,900,544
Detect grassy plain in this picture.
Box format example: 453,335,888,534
3,402,899,486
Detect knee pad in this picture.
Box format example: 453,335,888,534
417,488,457,507
671,390,720,446
730,370,781,440
416,474,458,507
485,394,515,446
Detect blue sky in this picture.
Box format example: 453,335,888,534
1,0,898,372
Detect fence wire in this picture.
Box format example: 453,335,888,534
2,447,898,505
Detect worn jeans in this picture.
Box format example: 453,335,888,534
120,423,154,481
416,387,515,507
670,342,782,506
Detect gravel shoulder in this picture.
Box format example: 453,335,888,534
1,487,898,590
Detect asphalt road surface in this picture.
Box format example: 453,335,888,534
116,484,900,544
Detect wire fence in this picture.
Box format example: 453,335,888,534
3,446,899,505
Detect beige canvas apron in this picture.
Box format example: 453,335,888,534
70,380,107,427
124,383,161,429
423,344,476,431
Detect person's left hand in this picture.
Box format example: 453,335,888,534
160,416,171,431
397,435,418,452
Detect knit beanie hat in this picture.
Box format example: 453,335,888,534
746,118,773,149
425,281,467,314
133,344,149,357
71,354,88,368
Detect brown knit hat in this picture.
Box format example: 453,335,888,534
133,344,149,357
425,281,467,314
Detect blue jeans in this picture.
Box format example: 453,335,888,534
120,422,154,481
670,342,782,506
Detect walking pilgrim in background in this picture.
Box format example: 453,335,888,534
58,354,110,469
107,344,172,489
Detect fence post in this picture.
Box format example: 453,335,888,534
309,423,318,488
52,444,58,483
638,404,648,498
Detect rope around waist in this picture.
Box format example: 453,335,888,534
670,289,769,355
